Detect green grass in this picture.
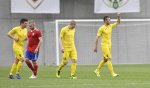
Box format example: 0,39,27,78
0,64,150,88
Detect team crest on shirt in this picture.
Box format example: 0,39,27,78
26,0,44,9
103,0,128,9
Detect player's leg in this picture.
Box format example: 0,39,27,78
25,52,39,79
25,51,34,73
31,53,39,78
16,59,24,79
8,58,19,79
25,51,34,78
94,59,107,77
25,59,34,73
94,46,108,77
107,58,119,77
107,47,119,77
32,61,38,75
70,49,77,79
56,51,69,78
71,59,77,79
28,60,38,79
15,50,25,79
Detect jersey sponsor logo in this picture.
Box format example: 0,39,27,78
26,0,44,9
103,0,128,9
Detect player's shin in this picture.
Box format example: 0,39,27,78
107,59,114,75
96,59,106,72
25,60,34,72
57,62,65,71
71,62,77,76
9,63,17,75
33,62,38,76
16,61,23,74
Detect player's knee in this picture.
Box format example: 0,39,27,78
64,62,68,65
15,59,19,64
21,60,24,62
103,58,108,62
108,58,111,61
15,62,18,64
25,59,29,62
71,59,77,63
20,58,25,62
32,61,37,64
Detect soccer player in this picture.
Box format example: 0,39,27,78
8,18,28,79
94,13,121,77
56,21,77,79
25,20,42,79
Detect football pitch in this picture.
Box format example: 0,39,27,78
0,64,150,88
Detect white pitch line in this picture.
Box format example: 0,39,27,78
28,84,67,88
128,82,150,85
27,82,150,88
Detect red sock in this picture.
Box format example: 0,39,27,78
25,61,34,72
33,63,38,76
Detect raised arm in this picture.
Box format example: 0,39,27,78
116,13,121,25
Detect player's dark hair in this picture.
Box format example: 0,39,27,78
103,16,109,22
20,18,28,24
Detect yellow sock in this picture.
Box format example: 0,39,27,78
9,63,17,75
16,61,23,74
107,60,114,74
71,63,76,76
57,63,65,71
96,59,106,72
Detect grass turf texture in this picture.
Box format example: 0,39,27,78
0,64,150,88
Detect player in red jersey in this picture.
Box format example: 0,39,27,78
25,20,42,79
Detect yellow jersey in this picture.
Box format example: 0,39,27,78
97,22,117,46
8,26,27,50
60,26,76,51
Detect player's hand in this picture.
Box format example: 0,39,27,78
34,48,39,53
61,48,64,53
94,48,97,53
14,37,19,42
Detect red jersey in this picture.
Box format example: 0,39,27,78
27,29,42,52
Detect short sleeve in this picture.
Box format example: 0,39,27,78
97,27,103,37
8,27,16,35
111,22,118,28
36,30,42,37
60,27,66,38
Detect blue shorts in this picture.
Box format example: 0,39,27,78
25,51,39,61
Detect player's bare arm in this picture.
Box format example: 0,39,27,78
116,13,121,25
59,38,64,53
94,36,99,53
34,37,42,53
7,33,19,42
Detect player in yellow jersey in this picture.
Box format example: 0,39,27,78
94,13,121,77
56,21,77,79
8,18,28,79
